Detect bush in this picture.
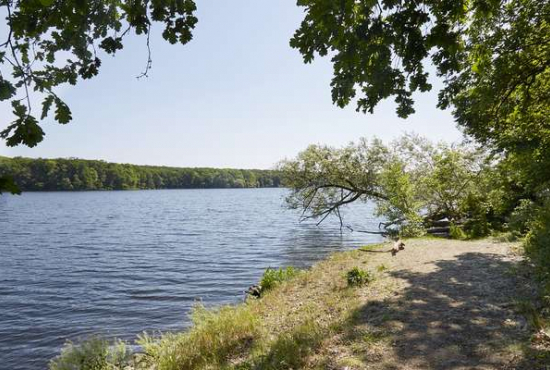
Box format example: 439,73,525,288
259,267,299,293
509,199,538,235
346,267,374,287
524,200,550,285
49,336,130,370
449,224,467,240
461,193,492,238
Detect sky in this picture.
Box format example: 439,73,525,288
0,1,463,169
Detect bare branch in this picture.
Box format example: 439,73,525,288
137,24,153,79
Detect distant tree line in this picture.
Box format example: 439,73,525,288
0,157,281,191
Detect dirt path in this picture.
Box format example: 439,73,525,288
329,238,537,370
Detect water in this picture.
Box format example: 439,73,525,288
0,188,383,369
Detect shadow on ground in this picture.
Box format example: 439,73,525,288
344,251,544,369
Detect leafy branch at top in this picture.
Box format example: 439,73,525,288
0,0,198,147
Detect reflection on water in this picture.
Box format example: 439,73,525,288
0,188,383,370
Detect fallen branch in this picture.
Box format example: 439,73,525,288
360,240,406,257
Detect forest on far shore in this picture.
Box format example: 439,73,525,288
0,156,281,191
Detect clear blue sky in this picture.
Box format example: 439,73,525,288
0,1,462,169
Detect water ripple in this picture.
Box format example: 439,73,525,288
0,188,383,369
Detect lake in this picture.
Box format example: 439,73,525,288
0,188,384,369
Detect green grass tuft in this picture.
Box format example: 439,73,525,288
49,336,130,370
138,304,262,370
259,266,299,293
346,267,374,287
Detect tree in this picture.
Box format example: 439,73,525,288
0,156,282,191
2,0,547,195
290,0,549,156
0,0,198,194
0,173,19,194
0,0,198,148
289,0,550,241
279,135,492,237
290,0,467,118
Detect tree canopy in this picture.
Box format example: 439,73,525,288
0,0,197,147
291,0,549,138
1,0,549,200
0,156,281,191
279,135,502,237
2,0,547,152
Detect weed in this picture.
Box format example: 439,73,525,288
49,336,130,370
359,243,386,252
376,264,388,272
259,266,299,293
346,267,374,287
254,319,324,369
138,304,262,370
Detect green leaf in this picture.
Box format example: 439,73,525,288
39,0,55,6
0,79,16,101
41,95,55,119
1,113,45,147
0,175,21,195
99,37,124,54
11,100,27,117
54,98,72,124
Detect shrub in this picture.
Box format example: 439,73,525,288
259,267,299,293
138,304,262,370
449,224,467,240
509,199,538,235
461,193,492,238
49,336,130,370
524,200,550,286
346,267,374,287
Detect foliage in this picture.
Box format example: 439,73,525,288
279,137,389,224
446,0,550,164
0,0,197,147
0,156,281,191
49,336,130,370
509,199,539,236
253,319,324,369
279,134,495,236
138,304,262,370
346,267,373,287
449,224,467,240
291,0,549,155
524,198,550,285
291,0,550,242
290,0,467,118
0,174,20,194
259,266,299,293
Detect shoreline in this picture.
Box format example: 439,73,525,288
50,238,545,370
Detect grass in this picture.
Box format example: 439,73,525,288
258,266,300,294
50,244,392,370
358,242,387,252
138,304,262,370
49,337,131,370
135,248,384,370
50,238,546,370
346,267,374,287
